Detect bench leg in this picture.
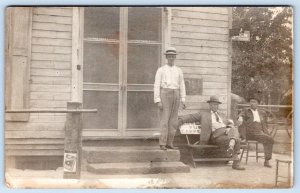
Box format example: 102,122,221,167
189,148,196,168
240,148,245,162
246,142,249,164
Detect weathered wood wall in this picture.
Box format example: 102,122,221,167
5,7,73,159
171,7,232,117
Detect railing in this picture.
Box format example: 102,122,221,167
5,102,98,179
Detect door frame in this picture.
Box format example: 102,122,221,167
73,7,171,138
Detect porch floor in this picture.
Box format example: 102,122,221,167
5,153,292,188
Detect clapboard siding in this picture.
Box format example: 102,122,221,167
32,45,72,54
173,23,228,35
171,7,231,116
32,30,72,39
32,61,71,69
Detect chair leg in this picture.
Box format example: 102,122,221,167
255,142,259,163
246,142,250,164
240,148,245,162
275,160,279,187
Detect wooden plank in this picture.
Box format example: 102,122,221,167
6,138,64,145
32,45,72,54
176,60,228,68
186,95,228,103
33,7,73,17
32,30,71,39
172,23,228,35
185,102,227,110
30,76,71,85
171,7,229,15
184,74,228,82
30,100,67,108
30,68,71,77
203,82,228,89
30,92,71,100
32,37,72,46
172,17,229,28
172,9,229,21
32,22,72,32
182,67,228,75
6,144,64,150
33,14,72,24
6,149,64,156
30,84,71,92
29,115,66,123
177,53,228,62
172,31,228,42
175,45,228,55
32,60,71,69
5,130,64,138
203,88,228,95
32,53,71,62
172,38,228,48
5,122,65,131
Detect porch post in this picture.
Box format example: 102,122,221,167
63,102,83,179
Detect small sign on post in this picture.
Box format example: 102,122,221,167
63,102,82,179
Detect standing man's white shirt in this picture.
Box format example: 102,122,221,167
250,109,261,122
154,64,186,103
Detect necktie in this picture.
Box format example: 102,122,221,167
214,112,220,122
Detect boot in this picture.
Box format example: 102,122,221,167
166,145,178,150
232,160,245,170
160,145,167,150
264,160,272,168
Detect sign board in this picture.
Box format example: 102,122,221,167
185,78,203,95
180,123,201,134
231,31,250,42
63,150,77,173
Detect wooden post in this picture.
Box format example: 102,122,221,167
63,102,83,179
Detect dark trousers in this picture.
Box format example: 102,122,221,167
159,88,180,146
247,122,274,160
210,127,241,160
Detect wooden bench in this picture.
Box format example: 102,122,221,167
180,124,246,168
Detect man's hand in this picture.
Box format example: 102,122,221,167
157,102,163,110
181,101,186,109
225,128,231,135
237,116,243,126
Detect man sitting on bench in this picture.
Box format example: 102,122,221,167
178,95,245,170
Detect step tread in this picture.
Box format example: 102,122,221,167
87,161,190,174
83,146,178,152
89,161,187,169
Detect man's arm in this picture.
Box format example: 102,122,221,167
179,68,186,103
154,68,162,104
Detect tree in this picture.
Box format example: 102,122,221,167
231,7,293,104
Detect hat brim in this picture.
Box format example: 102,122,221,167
164,53,177,55
207,100,222,104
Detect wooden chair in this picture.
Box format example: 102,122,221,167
275,159,292,187
239,140,264,164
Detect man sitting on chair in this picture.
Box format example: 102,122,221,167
178,95,245,170
237,94,274,168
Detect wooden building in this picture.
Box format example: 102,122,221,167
5,7,233,169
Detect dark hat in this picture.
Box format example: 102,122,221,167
248,94,261,103
207,95,222,104
164,47,177,55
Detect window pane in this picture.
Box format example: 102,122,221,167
128,8,161,41
83,43,119,83
83,91,118,129
127,44,160,84
127,92,159,129
84,7,120,39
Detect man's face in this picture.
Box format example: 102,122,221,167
209,102,219,112
166,54,176,65
250,99,259,110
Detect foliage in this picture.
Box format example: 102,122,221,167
231,7,293,104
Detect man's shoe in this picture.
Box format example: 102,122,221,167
226,147,234,157
166,145,178,150
160,145,167,150
232,165,246,170
264,160,272,168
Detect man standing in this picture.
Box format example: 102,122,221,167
154,47,186,150
178,96,245,170
237,95,274,168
